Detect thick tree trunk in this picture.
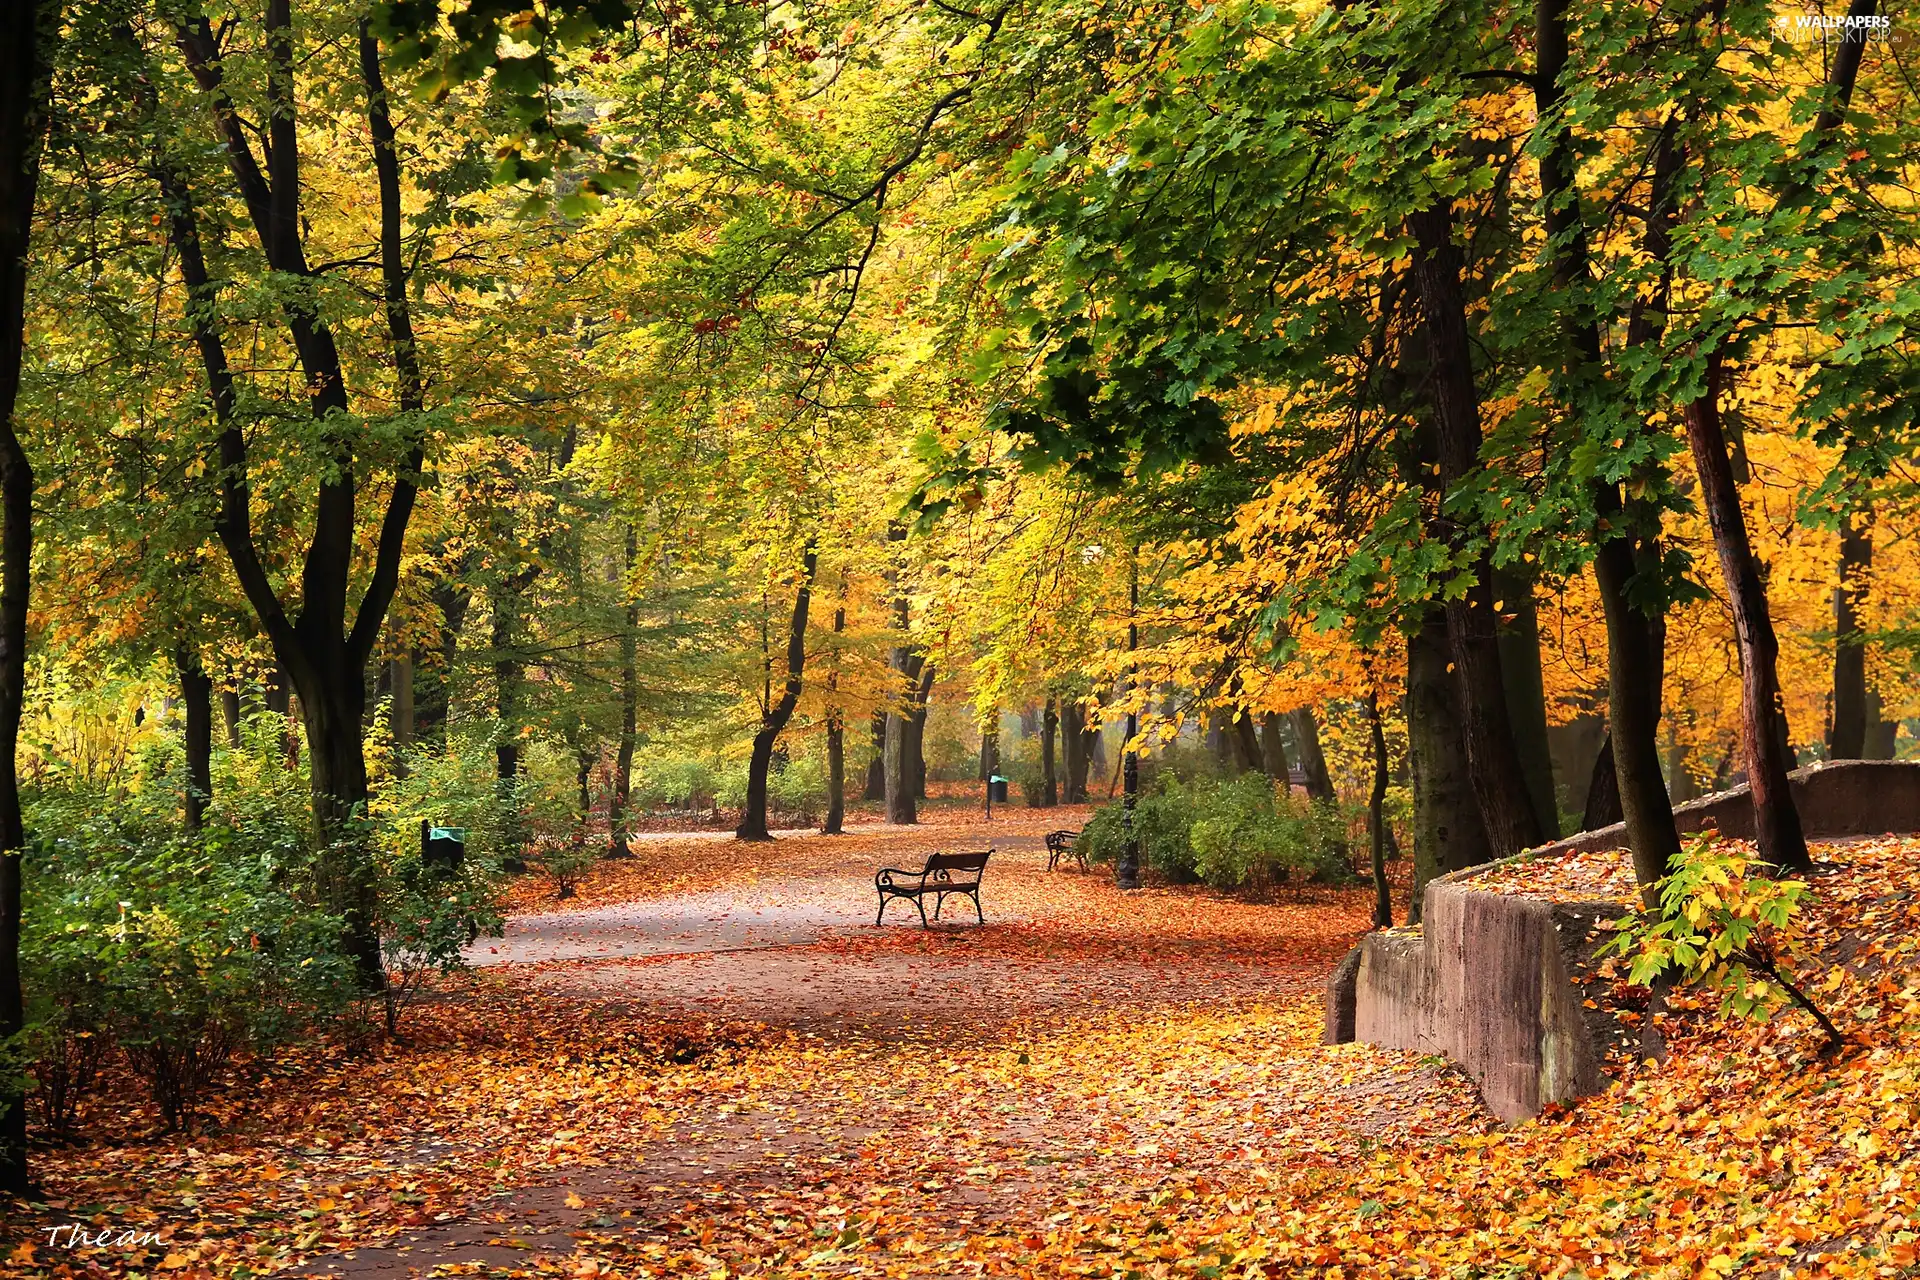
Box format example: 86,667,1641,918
162,13,430,991
1830,512,1871,759
302,674,381,985
1407,203,1546,858
1205,712,1231,770
1289,707,1336,805
0,0,48,1184
1406,608,1493,922
177,650,214,831
1531,0,1681,893
1366,693,1392,929
1260,712,1290,786
739,548,816,841
1493,567,1559,839
608,529,640,857
1864,687,1897,760
1232,714,1264,779
884,692,918,824
1684,354,1809,871
1041,695,1058,806
1061,700,1086,803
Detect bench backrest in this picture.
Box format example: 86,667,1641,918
926,850,990,873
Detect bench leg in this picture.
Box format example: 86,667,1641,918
932,891,943,921
915,895,929,928
971,890,984,924
875,892,888,927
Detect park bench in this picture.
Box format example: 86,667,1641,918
1046,829,1086,872
874,850,991,927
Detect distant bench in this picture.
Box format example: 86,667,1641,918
874,850,991,927
1046,829,1086,872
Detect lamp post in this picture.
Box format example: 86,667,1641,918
1116,549,1141,890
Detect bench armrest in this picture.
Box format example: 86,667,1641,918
875,866,927,888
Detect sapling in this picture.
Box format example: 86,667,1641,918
1602,837,1843,1051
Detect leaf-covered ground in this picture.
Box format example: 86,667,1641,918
10,821,1920,1279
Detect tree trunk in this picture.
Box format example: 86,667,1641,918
907,662,934,800
1061,700,1086,803
301,673,381,984
0,0,49,1191
978,722,998,781
1041,695,1058,806
1531,0,1681,894
1232,713,1264,779
738,548,816,840
1664,0,1872,869
1494,567,1559,839
491,572,535,870
221,687,242,747
1864,687,1897,760
1684,353,1810,872
1205,711,1231,770
177,649,213,832
884,685,918,825
1366,692,1392,929
1582,734,1621,831
821,595,847,835
608,528,640,857
1289,707,1336,804
161,13,431,990
862,711,886,801
390,655,414,747
1829,511,1871,759
1406,607,1493,922
1407,202,1547,858
1260,712,1290,786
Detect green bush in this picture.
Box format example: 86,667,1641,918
768,752,829,822
635,754,719,811
1077,775,1352,892
20,790,354,1134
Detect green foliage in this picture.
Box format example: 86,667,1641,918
1189,778,1352,892
1602,838,1839,1046
1079,775,1351,892
20,782,355,1134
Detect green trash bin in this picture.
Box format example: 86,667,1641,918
421,820,467,871
989,775,1010,803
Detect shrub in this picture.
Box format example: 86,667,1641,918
636,755,718,811
21,800,355,1134
1079,775,1352,892
768,753,829,822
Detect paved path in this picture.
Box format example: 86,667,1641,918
467,825,1046,966
285,814,1483,1279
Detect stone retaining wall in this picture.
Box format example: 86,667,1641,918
1326,759,1920,1123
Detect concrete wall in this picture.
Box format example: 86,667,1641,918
1539,758,1920,856
1333,880,1629,1123
1328,760,1920,1122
